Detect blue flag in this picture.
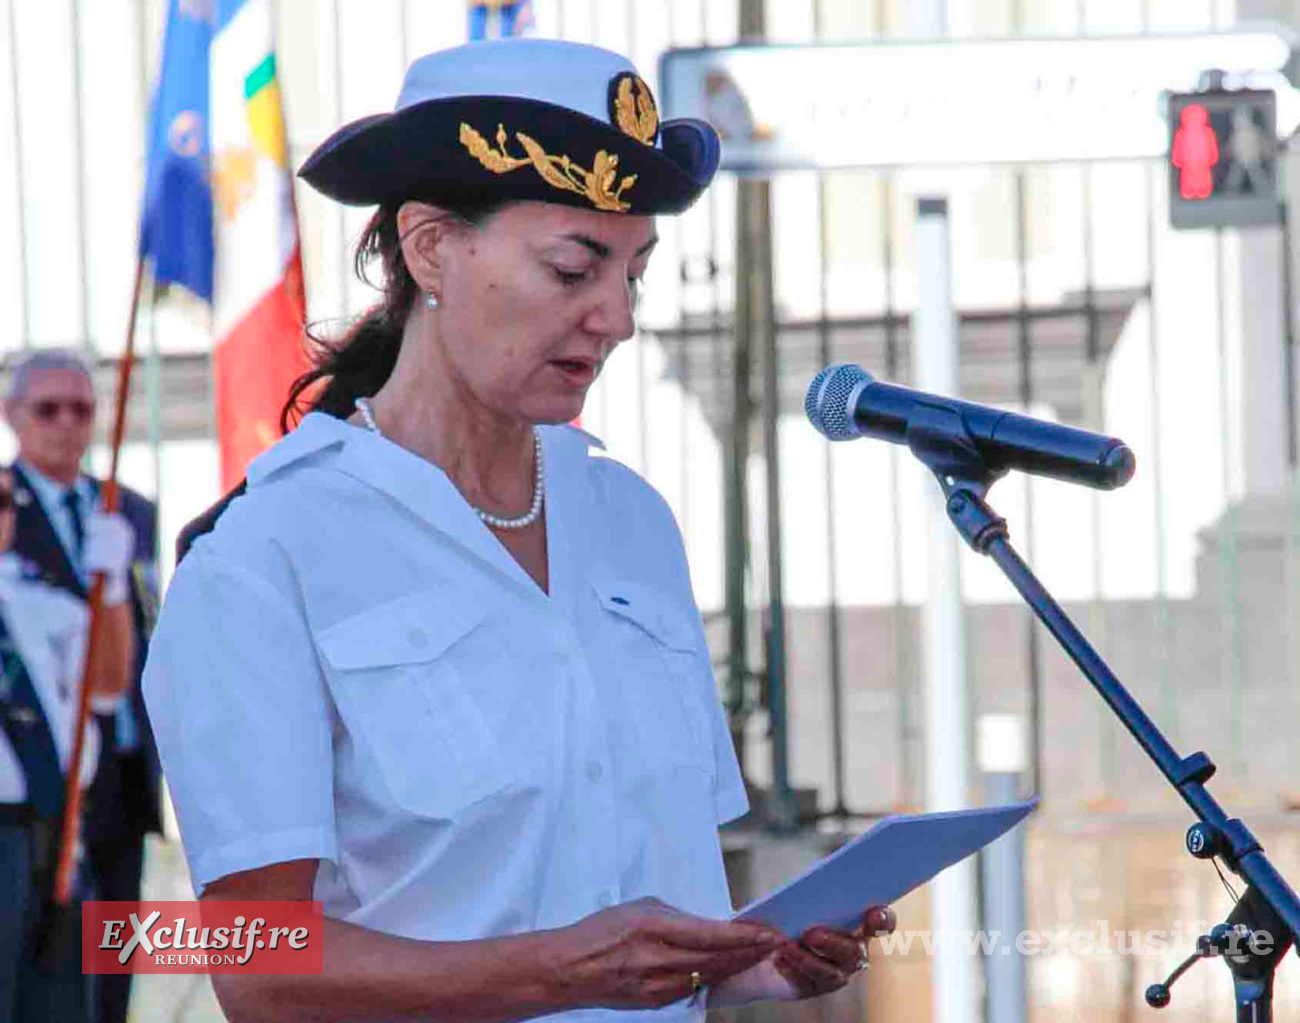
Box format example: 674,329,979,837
468,1,534,40
139,0,213,302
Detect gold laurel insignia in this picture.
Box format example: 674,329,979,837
460,121,636,212
614,75,658,145
459,123,528,173
517,134,574,192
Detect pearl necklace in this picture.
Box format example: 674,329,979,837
354,396,545,530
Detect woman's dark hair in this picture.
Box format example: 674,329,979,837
280,198,508,432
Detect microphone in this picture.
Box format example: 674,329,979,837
805,363,1136,491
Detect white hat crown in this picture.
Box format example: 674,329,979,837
396,39,650,146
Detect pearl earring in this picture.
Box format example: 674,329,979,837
426,292,439,309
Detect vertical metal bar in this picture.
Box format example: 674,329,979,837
914,195,980,1023
398,0,411,69
882,176,911,807
1010,0,1043,805
1081,159,1113,802
69,0,94,355
1214,228,1244,773
1280,203,1298,469
137,0,163,506
710,200,743,774
982,766,1028,1023
7,0,32,349
1077,0,1103,807
1293,449,1300,797
146,292,163,501
662,0,692,639
726,241,753,785
737,0,793,830
1141,0,1172,738
811,0,846,820
724,0,752,803
876,0,911,813
1145,159,1174,739
815,179,847,818
1013,170,1043,802
1278,201,1299,782
331,0,349,315
757,182,792,828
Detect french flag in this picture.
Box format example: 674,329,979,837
140,0,307,491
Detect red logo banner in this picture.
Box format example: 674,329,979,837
82,901,324,974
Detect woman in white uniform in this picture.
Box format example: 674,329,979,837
144,38,893,1023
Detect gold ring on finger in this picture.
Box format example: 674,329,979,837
856,940,870,971
690,970,703,994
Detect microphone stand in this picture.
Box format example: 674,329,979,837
905,402,1300,1021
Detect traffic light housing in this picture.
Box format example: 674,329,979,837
1168,89,1279,230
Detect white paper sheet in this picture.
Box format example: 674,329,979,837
733,799,1038,936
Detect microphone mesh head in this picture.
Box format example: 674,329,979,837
805,363,870,440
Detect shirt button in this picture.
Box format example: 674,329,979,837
407,628,428,649
586,761,604,782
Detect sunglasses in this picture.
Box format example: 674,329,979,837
29,399,95,424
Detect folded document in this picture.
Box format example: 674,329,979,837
733,799,1038,936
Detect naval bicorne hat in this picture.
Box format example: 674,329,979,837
299,38,720,216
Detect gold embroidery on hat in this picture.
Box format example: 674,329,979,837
613,75,658,146
459,122,637,213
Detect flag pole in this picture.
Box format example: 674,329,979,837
54,253,146,905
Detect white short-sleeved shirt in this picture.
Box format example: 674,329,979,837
143,413,748,1023
0,554,113,802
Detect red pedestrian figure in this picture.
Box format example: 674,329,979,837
1171,105,1218,200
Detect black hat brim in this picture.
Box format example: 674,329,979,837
299,96,719,216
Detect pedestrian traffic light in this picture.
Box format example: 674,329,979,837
1168,89,1279,230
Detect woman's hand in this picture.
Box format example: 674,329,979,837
709,905,897,1007
551,897,786,1010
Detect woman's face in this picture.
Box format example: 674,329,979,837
433,201,657,425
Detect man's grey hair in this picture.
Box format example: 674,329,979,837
5,348,95,403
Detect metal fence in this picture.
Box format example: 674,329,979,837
3,0,1299,827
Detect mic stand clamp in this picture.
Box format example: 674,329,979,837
901,399,1300,1023
905,402,1009,553
1144,887,1289,1020
1220,886,1290,1022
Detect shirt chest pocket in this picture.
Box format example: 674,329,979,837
315,591,514,820
591,577,718,781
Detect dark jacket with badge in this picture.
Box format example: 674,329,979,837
8,463,162,835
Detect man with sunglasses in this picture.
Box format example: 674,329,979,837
0,465,136,1021
3,349,160,1023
